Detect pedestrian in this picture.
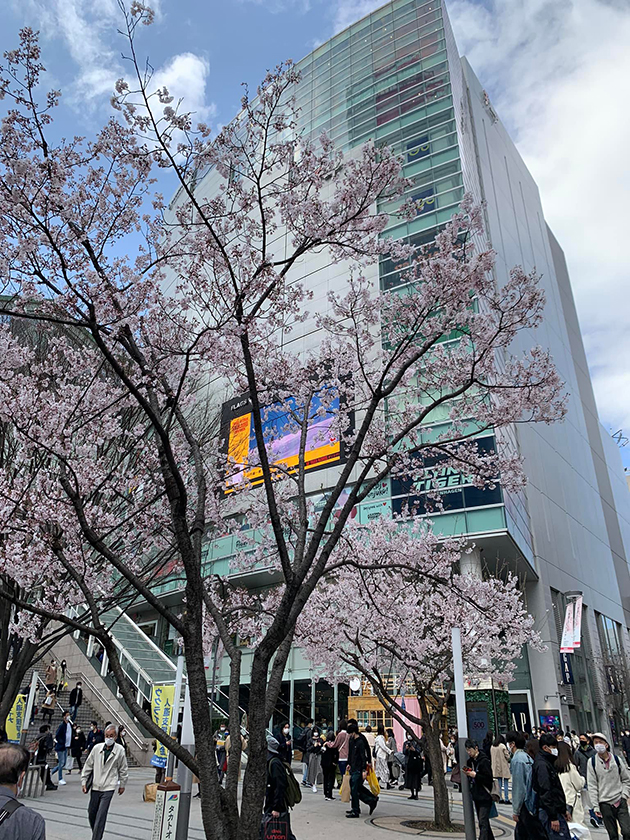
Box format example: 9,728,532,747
306,726,323,793
45,660,57,693
263,735,295,839
386,729,398,787
532,731,571,839
297,719,313,786
81,723,128,840
0,744,46,839
463,739,495,840
403,734,424,800
555,740,584,826
490,734,511,804
506,730,545,840
482,731,493,759
51,710,73,787
86,721,104,753
68,681,83,723
56,660,67,695
213,722,228,783
570,731,580,751
586,731,630,840
363,725,376,752
40,688,56,725
71,725,87,773
450,734,462,792
574,733,602,829
374,724,393,786
116,727,129,758
33,724,57,791
272,721,292,765
346,720,378,818
321,732,339,801
225,730,247,782
327,720,349,781
622,730,630,766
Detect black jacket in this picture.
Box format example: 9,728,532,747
574,743,596,779
69,687,83,707
348,733,371,774
532,750,567,820
86,728,104,752
622,735,630,756
467,752,494,804
54,720,72,752
71,730,86,757
321,744,339,770
273,727,293,764
306,731,323,755
35,732,53,765
264,754,287,813
404,739,424,771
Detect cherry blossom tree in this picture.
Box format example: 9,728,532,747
0,10,565,840
295,518,541,829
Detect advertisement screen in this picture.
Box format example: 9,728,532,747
221,392,345,494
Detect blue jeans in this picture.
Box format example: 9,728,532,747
498,777,509,800
302,756,309,783
69,704,79,722
51,748,67,781
538,810,571,839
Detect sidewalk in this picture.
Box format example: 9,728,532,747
23,768,608,839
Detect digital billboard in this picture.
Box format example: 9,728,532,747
220,391,345,494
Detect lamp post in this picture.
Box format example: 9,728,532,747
452,627,476,840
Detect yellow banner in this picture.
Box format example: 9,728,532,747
150,684,175,768
6,694,26,743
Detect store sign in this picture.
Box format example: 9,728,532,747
415,465,469,495
560,652,574,685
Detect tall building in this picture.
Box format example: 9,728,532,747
141,0,630,742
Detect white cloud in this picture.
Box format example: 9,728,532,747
446,0,630,445
153,52,216,124
331,0,382,33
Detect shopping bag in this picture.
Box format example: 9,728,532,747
260,811,290,840
143,783,158,802
366,765,380,796
340,770,351,803
568,824,592,840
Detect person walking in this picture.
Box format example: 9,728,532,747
463,739,495,840
555,740,585,826
68,681,83,723
306,726,323,793
44,660,57,693
297,719,313,786
71,725,87,773
328,720,349,780
0,744,46,839
34,724,57,791
574,733,602,828
363,725,376,753
532,731,571,839
490,734,511,804
346,721,378,818
213,723,228,783
374,724,393,787
86,722,104,754
506,730,545,840
40,689,56,725
386,729,398,787
263,736,295,838
81,723,128,840
273,722,292,765
321,732,339,801
51,710,73,787
56,660,66,696
404,735,424,800
587,731,630,840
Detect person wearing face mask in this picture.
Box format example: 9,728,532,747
574,733,603,829
213,723,228,783
462,739,495,840
272,722,293,765
68,681,83,723
506,730,545,840
81,723,128,840
586,732,630,840
532,732,571,839
0,744,46,839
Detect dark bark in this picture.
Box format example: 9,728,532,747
419,695,452,831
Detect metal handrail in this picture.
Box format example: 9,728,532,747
35,674,66,715
109,607,180,671
72,669,147,751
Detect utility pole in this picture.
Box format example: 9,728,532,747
452,626,476,840
176,684,194,839
166,649,185,779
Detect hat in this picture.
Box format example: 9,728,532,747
591,732,610,745
266,735,279,754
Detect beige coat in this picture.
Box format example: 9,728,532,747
490,744,511,779
560,764,585,825
82,742,129,792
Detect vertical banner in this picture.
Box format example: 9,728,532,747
572,595,583,649
560,604,575,653
560,652,575,685
150,685,176,768
5,694,26,743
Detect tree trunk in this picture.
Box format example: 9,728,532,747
420,703,452,831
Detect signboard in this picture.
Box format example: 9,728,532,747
560,604,575,653
5,694,26,743
573,596,583,649
538,709,561,732
220,391,348,495
560,652,574,685
466,702,489,746
150,685,176,769
152,783,181,840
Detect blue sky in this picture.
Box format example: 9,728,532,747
1,0,630,469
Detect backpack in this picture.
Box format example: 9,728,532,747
590,753,622,777
269,758,302,809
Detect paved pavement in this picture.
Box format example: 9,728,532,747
23,767,609,839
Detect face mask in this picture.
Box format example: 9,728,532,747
550,748,558,756
77,684,82,689
283,728,290,735
580,742,588,748
594,743,607,754
105,737,115,747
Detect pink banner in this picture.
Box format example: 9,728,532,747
560,604,575,653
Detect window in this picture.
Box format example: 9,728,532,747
356,709,393,731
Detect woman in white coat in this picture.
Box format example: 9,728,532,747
556,740,585,825
374,723,393,787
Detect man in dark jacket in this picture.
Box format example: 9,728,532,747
86,721,104,753
68,681,83,722
51,711,72,786
464,739,495,840
574,734,603,828
346,721,378,818
532,732,571,838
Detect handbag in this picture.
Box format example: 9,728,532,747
366,765,380,796
340,769,351,803
260,811,290,840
